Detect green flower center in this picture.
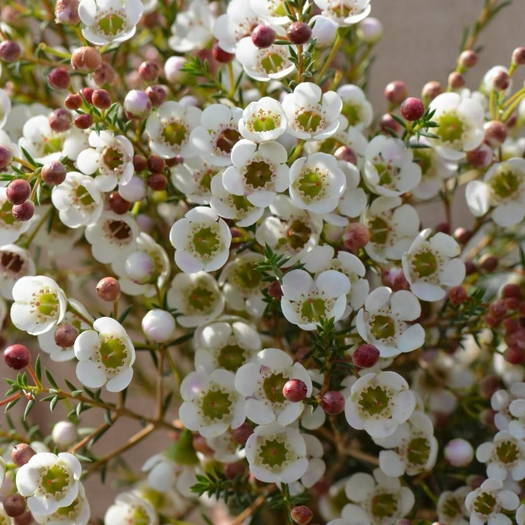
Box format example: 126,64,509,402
285,219,311,250
231,194,252,212
374,162,399,188
217,344,247,372
55,496,80,518
300,297,327,323
273,1,287,16
263,372,289,404
259,438,289,468
491,169,520,199
215,129,240,154
496,440,520,464
231,261,263,290
370,314,396,340
261,53,285,74
368,216,390,245
197,170,214,193
0,201,15,226
358,385,391,416
34,289,59,317
251,111,279,132
186,284,216,313
297,170,324,199
42,136,64,155
75,185,95,207
441,496,462,518
473,492,497,516
102,146,124,171
97,12,126,36
192,226,220,257
99,336,128,370
162,121,187,146
370,492,398,519
411,249,438,278
342,103,363,126
296,111,322,132
41,465,70,496
244,160,274,189
131,505,151,525
435,113,464,145
201,389,232,422
414,150,433,176
406,436,431,466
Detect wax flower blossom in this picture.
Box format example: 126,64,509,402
32,482,91,525
104,491,157,525
337,84,373,130
78,0,144,45
74,317,136,392
314,0,372,27
476,431,525,481
356,287,425,358
238,97,288,143
235,348,313,425
0,244,35,300
16,452,82,515
465,479,519,525
402,228,465,302
168,0,214,52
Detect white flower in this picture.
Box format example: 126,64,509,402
361,196,420,263
239,97,288,143
342,468,415,525
218,253,267,317
32,482,90,525
482,66,512,96
0,244,35,300
170,157,216,205
38,299,93,362
223,139,290,208
466,159,525,227
282,83,342,140
330,161,368,224
146,101,201,159
345,371,416,438
0,89,11,129
465,478,519,525
142,309,176,343
314,0,372,27
250,0,289,25
236,38,296,82
364,135,421,197
0,187,33,245
337,84,373,130
374,411,438,477
170,206,232,273
180,369,245,438
245,423,308,483
281,269,351,331
491,383,525,439
11,276,67,336
85,211,139,264
356,287,424,358
437,486,470,525
16,452,82,516
189,104,242,167
300,434,326,489
169,0,214,52
255,194,323,264
167,271,224,328
104,491,158,525
78,0,143,45
74,317,136,392
51,172,104,228
235,348,312,425
477,431,525,481
517,505,525,525
210,171,265,227
194,317,261,374
428,92,485,160
75,130,134,191
402,228,465,302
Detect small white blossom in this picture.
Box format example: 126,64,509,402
437,486,471,525
0,244,35,300
345,371,416,438
239,97,288,143
314,0,372,27
170,157,216,205
32,482,90,525
337,84,373,130
0,89,11,129
104,491,158,525
170,206,232,273
74,317,136,392
477,431,525,481
0,187,33,245
250,0,289,25
465,478,519,525
169,0,214,52
491,383,525,439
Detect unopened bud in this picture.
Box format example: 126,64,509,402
52,421,77,448
11,444,35,466
448,72,465,90
448,286,468,306
459,50,478,69
320,391,345,415
124,89,151,119
55,0,80,24
71,46,101,72
385,80,407,106
41,161,67,186
356,17,383,44
145,85,167,108
492,70,510,91
0,40,21,62
54,323,79,348
283,379,308,402
3,494,26,517
96,277,121,302
343,223,370,251
352,344,380,368
444,438,474,467
139,61,160,83
484,121,508,148
422,81,443,102
92,62,117,87
48,67,71,90
466,144,493,169
48,109,71,133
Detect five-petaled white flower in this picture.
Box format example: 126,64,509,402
477,430,525,481
32,482,91,525
239,97,288,143
314,0,372,27
465,478,519,525
104,491,158,525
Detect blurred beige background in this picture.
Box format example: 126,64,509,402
12,0,525,521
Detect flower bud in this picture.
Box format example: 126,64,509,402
343,223,370,251
3,494,26,517
212,41,235,63
12,201,35,221
71,46,102,72
435,222,451,235
287,22,312,45
96,277,121,302
320,391,345,415
92,62,117,87
479,375,501,399
251,25,276,49
6,179,31,205
126,251,155,284
268,280,283,300
466,143,492,169
147,173,167,191
385,81,407,106
74,113,94,130
14,510,36,525
142,310,176,342
41,161,67,186
489,299,507,320
448,286,468,306
0,146,13,169
0,40,21,62
283,379,308,402
133,155,147,172
231,422,253,446
139,61,160,83
459,50,478,69
484,120,508,148
448,72,465,90
54,323,79,348
310,15,337,47
454,227,472,244
92,89,112,110
124,89,151,119
108,192,131,215
479,254,498,272
400,97,425,121
65,93,83,111
146,85,167,108
356,17,383,44
48,108,71,133
512,47,525,66
492,70,510,91
422,81,443,102
503,283,521,299
147,154,166,173
224,461,246,480
48,67,71,90
334,145,357,165
52,421,77,447
352,344,380,368
444,438,474,467
380,113,402,135
11,444,35,467
505,345,523,365
291,505,313,524
55,0,80,24
192,434,214,456
119,176,147,202
164,56,186,83
4,344,31,370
